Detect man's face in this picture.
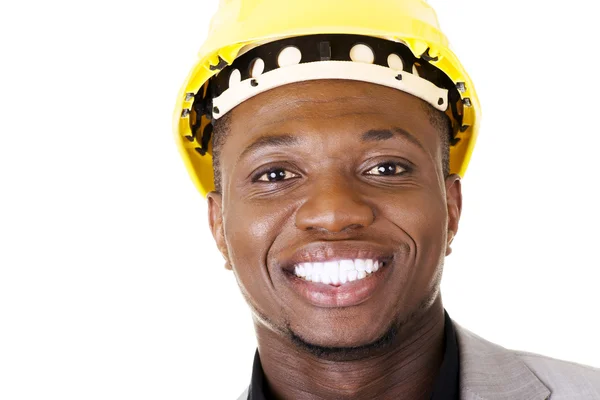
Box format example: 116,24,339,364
208,80,461,350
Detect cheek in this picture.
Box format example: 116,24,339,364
381,190,447,274
225,200,290,256
222,200,294,315
375,191,447,316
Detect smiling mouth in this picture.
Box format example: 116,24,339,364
293,258,386,286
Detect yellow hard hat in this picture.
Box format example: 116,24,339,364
173,0,481,196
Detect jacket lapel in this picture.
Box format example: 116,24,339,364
453,321,551,400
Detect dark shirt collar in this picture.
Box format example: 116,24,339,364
248,309,459,400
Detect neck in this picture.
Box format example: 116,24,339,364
255,297,446,400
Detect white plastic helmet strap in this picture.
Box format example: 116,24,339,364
212,60,448,120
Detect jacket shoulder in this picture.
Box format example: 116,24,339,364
513,350,600,399
454,320,600,399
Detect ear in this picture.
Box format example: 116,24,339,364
445,174,462,256
207,191,232,270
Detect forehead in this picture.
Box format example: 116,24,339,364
223,80,441,158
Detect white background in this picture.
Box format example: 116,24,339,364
1,0,599,399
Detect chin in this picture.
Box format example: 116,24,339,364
286,319,399,361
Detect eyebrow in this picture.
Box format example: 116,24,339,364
240,134,302,159
240,127,424,159
361,128,425,152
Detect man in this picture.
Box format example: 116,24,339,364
173,0,600,398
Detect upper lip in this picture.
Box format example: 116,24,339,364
277,241,395,273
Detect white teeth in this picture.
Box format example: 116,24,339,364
293,259,384,285
298,265,306,277
304,263,313,276
365,259,374,273
347,270,358,282
339,269,348,284
324,261,339,285
355,259,366,272
340,260,355,271
312,262,323,283
313,272,321,283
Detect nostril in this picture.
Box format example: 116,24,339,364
344,223,366,231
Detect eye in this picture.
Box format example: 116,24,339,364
256,168,299,182
365,162,407,176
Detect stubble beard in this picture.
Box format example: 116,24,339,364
284,287,439,362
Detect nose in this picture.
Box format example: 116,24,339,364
295,180,375,233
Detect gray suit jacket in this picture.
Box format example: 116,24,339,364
237,321,600,399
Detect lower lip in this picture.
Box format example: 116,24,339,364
285,263,391,308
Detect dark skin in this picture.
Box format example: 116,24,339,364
207,80,462,399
